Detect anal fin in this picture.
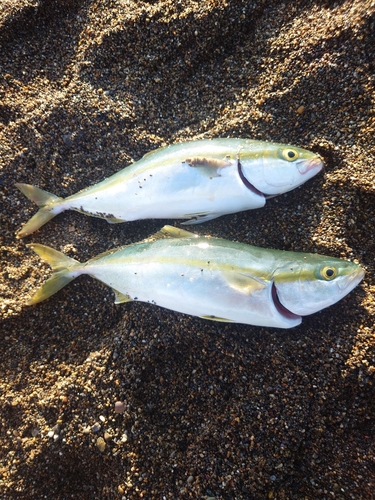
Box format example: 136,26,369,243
181,213,220,225
106,217,126,224
113,289,132,304
200,315,235,323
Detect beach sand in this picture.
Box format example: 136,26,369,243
1,0,375,498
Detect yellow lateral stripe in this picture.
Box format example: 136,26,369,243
87,252,348,285
86,254,308,284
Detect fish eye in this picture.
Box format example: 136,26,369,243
320,266,337,281
281,148,299,162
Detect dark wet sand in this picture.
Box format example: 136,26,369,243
1,1,375,498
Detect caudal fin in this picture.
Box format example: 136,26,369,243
15,183,64,238
26,244,81,305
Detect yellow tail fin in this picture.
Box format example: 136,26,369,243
27,244,81,305
15,183,63,238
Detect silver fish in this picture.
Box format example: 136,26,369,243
16,138,323,237
26,225,363,329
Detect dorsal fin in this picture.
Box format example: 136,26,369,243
88,226,198,262
89,246,128,261
150,225,198,240
142,144,166,158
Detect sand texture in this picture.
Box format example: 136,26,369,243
1,0,375,498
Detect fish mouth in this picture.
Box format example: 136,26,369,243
338,267,365,292
271,282,300,320
297,156,324,175
237,159,272,198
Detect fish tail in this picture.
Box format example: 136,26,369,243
26,244,81,305
15,183,64,238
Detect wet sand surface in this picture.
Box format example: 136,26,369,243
1,0,375,498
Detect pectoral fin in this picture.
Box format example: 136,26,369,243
222,271,267,295
184,157,232,178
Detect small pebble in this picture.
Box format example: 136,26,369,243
120,432,128,443
91,422,101,433
114,401,126,413
96,437,106,453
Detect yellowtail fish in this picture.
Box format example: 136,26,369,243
15,138,323,238
26,226,363,329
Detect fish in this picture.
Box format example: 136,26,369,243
15,138,323,238
25,225,364,329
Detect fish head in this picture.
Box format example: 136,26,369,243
239,142,323,197
273,254,364,316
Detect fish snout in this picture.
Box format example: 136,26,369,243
297,156,324,176
337,267,365,293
